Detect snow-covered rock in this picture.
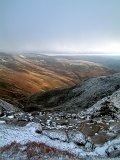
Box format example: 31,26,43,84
26,122,42,134
42,129,68,142
1,120,120,159
106,143,120,158
0,120,6,124
85,89,120,119
85,137,94,151
0,99,19,113
67,130,86,145
110,89,120,109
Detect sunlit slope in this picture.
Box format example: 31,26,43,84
0,53,113,102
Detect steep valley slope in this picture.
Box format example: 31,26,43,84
23,73,120,112
0,52,113,105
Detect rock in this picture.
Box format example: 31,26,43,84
110,89,120,109
92,132,108,145
57,119,68,126
85,137,94,151
18,113,30,121
106,132,117,140
110,122,120,134
26,122,42,134
106,143,120,158
0,107,4,117
0,99,19,113
67,130,86,145
31,111,39,116
72,114,77,119
0,120,6,124
42,129,68,142
4,117,29,126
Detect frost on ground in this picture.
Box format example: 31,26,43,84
0,121,120,159
0,141,79,160
0,122,88,158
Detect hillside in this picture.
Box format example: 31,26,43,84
0,52,113,104
22,73,120,112
54,55,120,72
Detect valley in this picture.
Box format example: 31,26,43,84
0,52,113,105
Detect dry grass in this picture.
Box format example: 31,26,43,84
0,141,81,160
0,141,21,153
0,55,112,104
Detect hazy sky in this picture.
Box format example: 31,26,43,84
0,0,120,54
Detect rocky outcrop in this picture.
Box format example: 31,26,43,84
67,130,86,145
85,88,120,119
106,143,120,158
0,99,20,114
42,129,87,146
42,130,68,142
26,122,42,134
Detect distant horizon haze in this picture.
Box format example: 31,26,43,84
1,51,120,57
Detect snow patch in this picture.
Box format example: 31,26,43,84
19,55,25,58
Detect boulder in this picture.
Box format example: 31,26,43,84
67,130,86,145
106,143,120,158
85,137,94,151
42,129,68,142
26,122,42,134
0,99,19,113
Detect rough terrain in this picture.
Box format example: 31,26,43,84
0,73,120,159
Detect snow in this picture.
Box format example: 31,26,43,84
85,89,120,117
86,97,109,116
42,130,68,142
110,89,120,109
0,122,87,158
0,120,6,124
68,130,86,145
19,55,25,58
7,115,14,119
1,122,120,158
1,59,7,62
26,122,42,133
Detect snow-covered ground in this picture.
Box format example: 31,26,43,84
0,121,120,159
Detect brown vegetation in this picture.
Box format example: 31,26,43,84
0,141,80,160
0,54,113,104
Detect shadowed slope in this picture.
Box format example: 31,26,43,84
23,73,120,112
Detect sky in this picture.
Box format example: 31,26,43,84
0,0,120,54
